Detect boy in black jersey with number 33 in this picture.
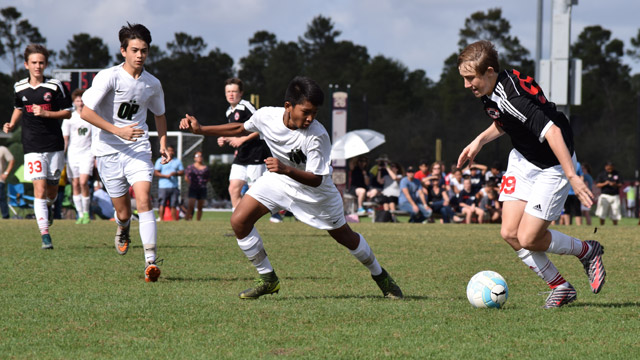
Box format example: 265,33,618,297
457,41,606,308
4,44,72,250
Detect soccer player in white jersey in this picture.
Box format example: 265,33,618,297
457,41,605,308
62,89,94,224
81,23,169,282
180,77,403,299
4,44,72,249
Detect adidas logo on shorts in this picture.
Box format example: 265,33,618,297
533,204,542,211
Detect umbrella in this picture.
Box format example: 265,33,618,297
331,129,385,160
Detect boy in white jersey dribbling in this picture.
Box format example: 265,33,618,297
62,89,94,224
81,23,169,282
180,77,403,300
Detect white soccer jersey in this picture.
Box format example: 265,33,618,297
82,64,165,156
244,106,332,177
62,111,92,153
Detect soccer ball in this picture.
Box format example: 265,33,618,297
466,270,508,308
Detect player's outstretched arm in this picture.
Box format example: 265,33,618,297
32,105,71,120
179,114,249,137
457,122,504,169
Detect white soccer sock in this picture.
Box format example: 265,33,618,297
114,211,131,228
237,227,273,274
72,195,83,214
349,233,383,276
34,198,49,235
547,229,590,258
81,196,91,216
138,210,157,264
517,248,566,289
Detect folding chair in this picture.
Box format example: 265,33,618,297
8,183,35,219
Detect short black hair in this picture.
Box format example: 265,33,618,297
284,76,324,107
119,22,152,49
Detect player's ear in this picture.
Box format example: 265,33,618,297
284,101,292,112
120,46,127,58
486,67,496,76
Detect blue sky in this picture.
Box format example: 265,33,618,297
4,0,640,79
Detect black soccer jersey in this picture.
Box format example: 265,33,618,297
481,69,574,169
13,76,72,154
226,99,271,165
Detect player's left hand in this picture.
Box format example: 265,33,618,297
32,104,46,117
457,139,482,169
160,147,172,165
265,157,286,174
569,175,594,208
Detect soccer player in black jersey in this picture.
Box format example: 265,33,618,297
456,40,605,308
3,44,72,249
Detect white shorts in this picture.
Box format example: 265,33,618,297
67,152,95,178
595,194,621,220
229,163,266,186
498,149,574,221
96,150,153,198
246,171,346,230
24,151,65,184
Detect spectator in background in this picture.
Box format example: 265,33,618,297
428,161,446,187
378,161,402,217
623,181,637,218
468,163,487,195
154,145,184,221
485,161,504,188
447,168,464,197
0,145,15,219
595,161,622,225
422,175,458,223
349,156,378,216
459,177,484,224
398,166,432,223
185,150,210,221
91,180,114,220
581,162,594,225
414,159,429,183
477,181,501,223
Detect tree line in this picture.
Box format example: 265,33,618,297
1,6,640,180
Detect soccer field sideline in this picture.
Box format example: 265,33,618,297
1,217,639,359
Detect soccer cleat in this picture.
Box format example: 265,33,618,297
145,260,162,282
269,213,283,223
356,208,366,216
372,268,403,299
75,216,83,225
543,284,577,309
114,225,131,255
239,272,280,299
41,234,54,250
580,240,606,294
81,213,91,224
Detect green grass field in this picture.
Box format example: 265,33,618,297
1,214,639,359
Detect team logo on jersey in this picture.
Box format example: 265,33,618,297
234,112,240,121
288,148,307,165
486,107,500,119
43,92,52,102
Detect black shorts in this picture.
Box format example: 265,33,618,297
381,195,398,205
188,187,207,200
564,195,581,217
158,187,180,207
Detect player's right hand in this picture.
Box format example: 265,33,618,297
2,122,13,133
217,137,226,147
180,114,202,134
116,123,144,141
